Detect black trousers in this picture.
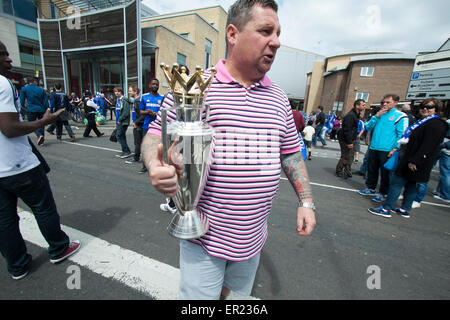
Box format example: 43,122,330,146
132,127,147,161
366,149,390,195
83,116,101,137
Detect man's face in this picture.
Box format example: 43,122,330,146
356,101,367,112
0,45,13,77
382,97,398,110
150,80,159,94
230,4,281,77
114,90,121,97
128,87,136,98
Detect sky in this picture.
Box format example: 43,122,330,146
142,0,450,57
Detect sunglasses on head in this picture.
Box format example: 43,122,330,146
420,104,435,110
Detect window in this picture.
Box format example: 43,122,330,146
356,92,369,101
180,33,189,40
50,1,56,19
1,0,37,22
177,53,186,67
205,38,212,69
333,101,343,111
1,0,14,15
360,67,374,77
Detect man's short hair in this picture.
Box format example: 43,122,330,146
227,0,278,30
317,105,324,111
226,0,278,47
54,83,62,90
383,94,400,102
113,87,123,94
354,99,365,107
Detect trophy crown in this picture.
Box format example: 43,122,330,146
160,62,216,97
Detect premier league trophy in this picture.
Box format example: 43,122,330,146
160,63,216,239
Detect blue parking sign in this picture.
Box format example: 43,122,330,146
412,72,420,80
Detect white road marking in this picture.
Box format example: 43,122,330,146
61,141,121,153
280,177,450,208
18,208,179,300
17,208,258,300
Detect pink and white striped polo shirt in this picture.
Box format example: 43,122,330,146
148,60,300,261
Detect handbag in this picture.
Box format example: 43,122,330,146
109,128,117,142
383,150,399,171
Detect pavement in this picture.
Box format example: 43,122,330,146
1,119,449,303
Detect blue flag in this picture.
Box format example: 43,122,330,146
326,113,336,134
299,133,307,160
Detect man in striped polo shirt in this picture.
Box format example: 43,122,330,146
142,0,316,300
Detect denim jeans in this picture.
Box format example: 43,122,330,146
27,111,45,138
313,125,326,146
359,150,370,175
116,124,130,153
415,182,428,202
56,120,74,138
436,152,450,200
383,173,417,211
0,165,69,276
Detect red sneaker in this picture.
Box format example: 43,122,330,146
50,240,81,264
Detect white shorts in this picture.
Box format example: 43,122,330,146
178,240,260,300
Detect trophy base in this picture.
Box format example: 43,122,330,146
167,209,209,240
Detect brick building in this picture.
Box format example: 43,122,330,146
305,51,416,117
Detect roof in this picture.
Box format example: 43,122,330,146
326,49,404,59
41,0,158,18
349,53,417,62
323,65,347,77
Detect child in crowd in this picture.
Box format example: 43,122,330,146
303,120,315,160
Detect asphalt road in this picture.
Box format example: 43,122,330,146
1,120,449,301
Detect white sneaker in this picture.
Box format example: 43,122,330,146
412,201,421,208
433,194,450,203
160,199,177,214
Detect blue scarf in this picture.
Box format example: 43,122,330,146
397,114,439,145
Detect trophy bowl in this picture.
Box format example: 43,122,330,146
160,63,216,239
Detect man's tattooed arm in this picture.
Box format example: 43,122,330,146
281,152,313,202
141,133,162,169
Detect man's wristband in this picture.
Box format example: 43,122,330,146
299,202,316,211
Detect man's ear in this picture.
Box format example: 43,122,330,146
226,24,239,47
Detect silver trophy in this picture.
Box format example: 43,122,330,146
160,63,216,239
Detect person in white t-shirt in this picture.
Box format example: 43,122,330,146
303,120,316,160
0,41,81,280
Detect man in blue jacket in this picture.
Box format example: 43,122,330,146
359,94,409,202
20,77,48,145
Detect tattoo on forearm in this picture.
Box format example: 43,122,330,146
141,134,161,168
281,152,313,201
